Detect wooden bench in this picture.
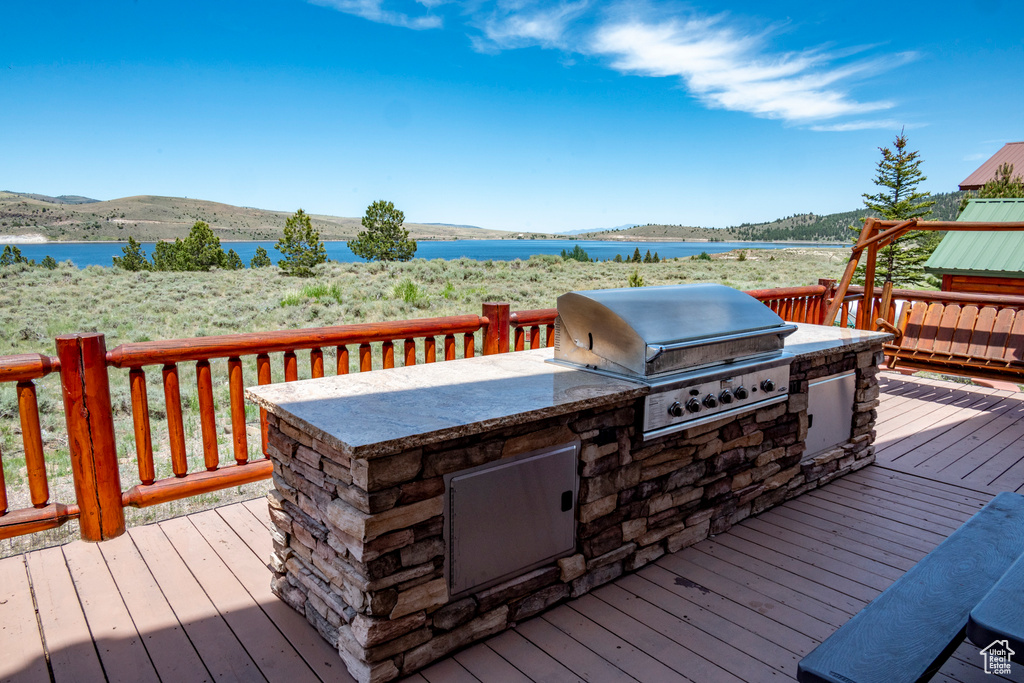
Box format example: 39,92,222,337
876,299,1024,383
798,491,1024,683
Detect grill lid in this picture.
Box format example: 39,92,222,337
554,283,796,378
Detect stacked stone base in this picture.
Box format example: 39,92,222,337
264,345,881,683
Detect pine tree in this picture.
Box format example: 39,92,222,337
112,236,151,271
250,246,272,268
348,200,416,264
225,249,244,270
631,247,642,263
0,245,30,266
959,163,1024,213
276,209,327,277
41,255,58,270
613,253,624,263
643,250,652,263
855,131,935,286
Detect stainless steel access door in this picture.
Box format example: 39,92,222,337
805,371,856,457
446,442,579,596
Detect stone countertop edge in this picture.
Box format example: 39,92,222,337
246,325,889,461
246,348,648,460
785,323,891,360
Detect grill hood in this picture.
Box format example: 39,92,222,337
553,283,797,379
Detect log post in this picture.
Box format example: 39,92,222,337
481,302,510,355
56,333,125,542
817,279,837,325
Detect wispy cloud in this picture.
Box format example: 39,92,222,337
590,16,910,122
810,119,917,132
312,0,443,30
471,1,589,51
311,0,914,127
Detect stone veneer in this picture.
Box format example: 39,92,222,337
264,345,882,682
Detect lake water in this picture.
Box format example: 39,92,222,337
1,239,830,268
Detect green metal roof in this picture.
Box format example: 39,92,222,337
923,199,1024,278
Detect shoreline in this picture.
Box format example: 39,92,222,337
2,235,850,247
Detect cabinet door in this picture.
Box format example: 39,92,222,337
448,443,578,596
806,371,856,457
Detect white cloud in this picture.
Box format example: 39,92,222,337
589,16,909,122
312,0,443,29
471,1,589,51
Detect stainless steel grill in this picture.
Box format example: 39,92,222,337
552,284,797,439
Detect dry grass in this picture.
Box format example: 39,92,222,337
0,247,848,556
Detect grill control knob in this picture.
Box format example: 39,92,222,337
703,394,719,409
719,389,733,404
734,386,749,400
685,398,702,413
761,379,776,393
668,401,683,417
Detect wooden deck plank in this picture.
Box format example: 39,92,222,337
158,515,320,683
25,546,107,683
243,496,272,527
875,391,1010,462
855,465,993,503
825,478,975,526
542,604,689,683
452,643,533,683
593,581,771,681
97,533,212,683
420,657,480,683
483,631,584,683
128,523,267,683
630,565,810,667
0,556,49,683
513,617,631,683
62,542,160,683
189,509,348,683
906,400,1024,480
843,469,990,512
566,592,731,683
654,549,839,640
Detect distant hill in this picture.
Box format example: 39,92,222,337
5,191,99,205
576,191,966,243
0,192,519,242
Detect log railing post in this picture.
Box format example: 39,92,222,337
56,333,125,542
482,302,510,355
817,279,837,325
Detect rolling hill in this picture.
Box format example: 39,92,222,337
0,192,519,242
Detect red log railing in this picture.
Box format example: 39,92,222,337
0,285,846,543
0,353,79,538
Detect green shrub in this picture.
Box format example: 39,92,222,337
393,279,427,305
628,269,645,287
692,251,712,261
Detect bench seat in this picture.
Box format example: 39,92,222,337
882,301,1024,382
798,491,1024,683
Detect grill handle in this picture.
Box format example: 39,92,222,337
645,324,799,363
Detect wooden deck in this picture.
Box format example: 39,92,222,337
2,373,1023,683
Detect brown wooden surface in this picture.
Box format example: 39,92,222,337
7,380,1024,682
17,382,48,507
946,274,1024,296
8,365,1024,682
55,333,124,542
128,368,155,484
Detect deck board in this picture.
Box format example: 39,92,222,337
6,371,1024,682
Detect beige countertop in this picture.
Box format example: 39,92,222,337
246,323,890,459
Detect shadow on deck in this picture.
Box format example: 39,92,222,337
2,373,1023,683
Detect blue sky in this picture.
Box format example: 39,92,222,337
2,1,1022,232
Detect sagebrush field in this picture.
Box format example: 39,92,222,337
0,247,848,555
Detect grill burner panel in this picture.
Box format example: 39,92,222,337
642,354,791,438
552,283,797,440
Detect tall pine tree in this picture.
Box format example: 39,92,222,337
855,131,935,286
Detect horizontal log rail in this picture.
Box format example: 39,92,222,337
510,309,557,351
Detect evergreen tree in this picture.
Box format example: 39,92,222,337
0,245,31,266
631,247,642,263
276,209,327,277
854,131,935,287
652,252,660,263
41,255,58,270
250,246,272,268
561,244,591,262
225,249,244,270
112,236,151,271
182,221,229,270
613,253,624,263
643,249,652,263
348,200,416,263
